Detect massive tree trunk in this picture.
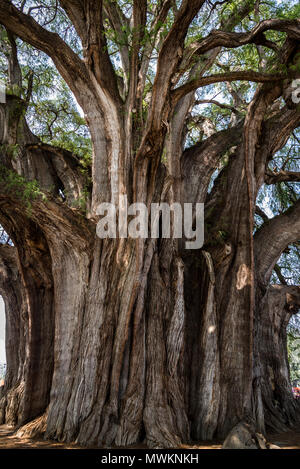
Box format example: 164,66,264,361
0,243,26,425
0,214,55,427
254,285,300,434
0,0,299,449
1,95,298,447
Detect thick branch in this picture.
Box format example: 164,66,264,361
6,31,22,87
255,210,288,285
265,170,300,184
172,71,289,104
0,0,90,106
182,19,300,70
182,122,244,204
149,0,205,124
255,205,269,223
255,107,300,189
128,0,147,103
267,284,300,316
58,0,87,42
59,0,121,104
138,1,173,98
254,199,300,284
104,0,130,86
0,95,88,206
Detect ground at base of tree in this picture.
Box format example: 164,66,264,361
0,425,300,450
268,430,300,450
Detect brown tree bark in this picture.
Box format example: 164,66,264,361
0,244,26,425
0,213,55,428
253,285,300,434
0,0,299,449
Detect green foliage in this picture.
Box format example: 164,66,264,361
70,185,90,213
0,1,298,291
274,1,300,20
0,144,20,160
0,165,46,209
6,83,23,97
24,65,92,164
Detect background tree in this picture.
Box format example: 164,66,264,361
0,0,299,448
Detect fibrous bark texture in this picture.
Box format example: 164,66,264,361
0,0,299,449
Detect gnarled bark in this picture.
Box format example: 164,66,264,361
0,1,299,449
254,285,300,433
0,244,26,425
0,211,55,427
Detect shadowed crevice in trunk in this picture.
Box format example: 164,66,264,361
0,215,55,428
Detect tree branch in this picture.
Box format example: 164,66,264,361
265,170,300,184
181,18,300,71
172,71,290,104
128,0,147,102
149,0,206,124
274,265,288,285
138,0,173,97
104,0,130,89
182,122,244,204
195,99,242,115
6,30,22,87
58,0,88,43
0,0,90,107
267,284,300,316
254,199,300,284
59,0,121,104
254,107,300,189
255,207,289,285
255,205,269,223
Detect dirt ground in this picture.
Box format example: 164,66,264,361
0,424,300,449
0,425,80,449
267,429,300,449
